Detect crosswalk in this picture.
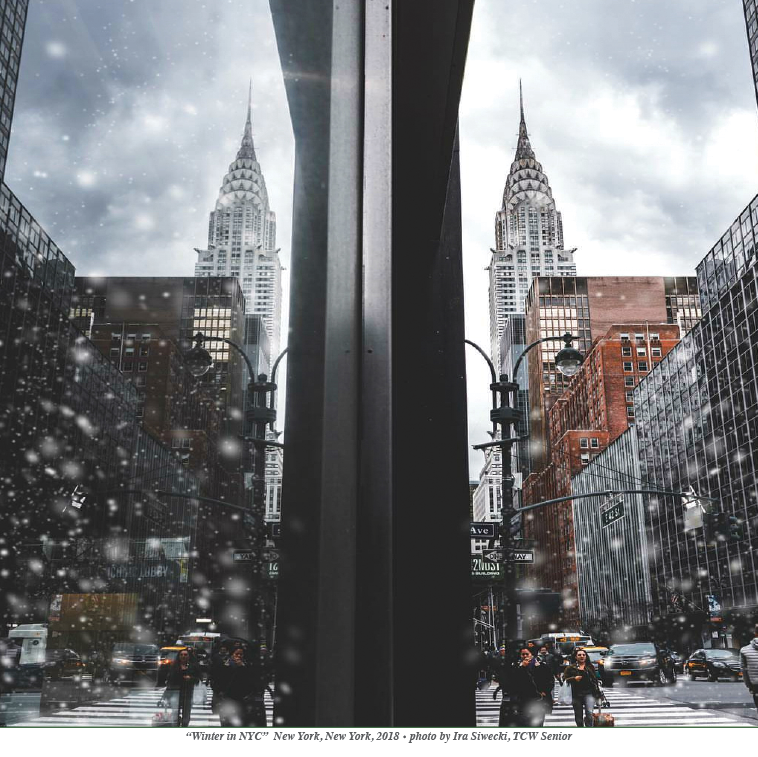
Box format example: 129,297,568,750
11,686,274,728
476,683,755,727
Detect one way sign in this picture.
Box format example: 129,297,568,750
481,549,535,563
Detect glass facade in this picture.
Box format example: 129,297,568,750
0,0,26,182
571,427,653,629
745,0,758,111
635,195,758,632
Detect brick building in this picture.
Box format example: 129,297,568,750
523,322,683,625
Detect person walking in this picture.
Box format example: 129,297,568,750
562,648,601,727
511,647,553,727
491,645,518,726
165,648,201,727
739,623,758,714
219,645,266,727
209,641,231,714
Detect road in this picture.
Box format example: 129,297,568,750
477,677,757,727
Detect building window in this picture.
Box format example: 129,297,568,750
580,438,589,448
172,438,181,448
142,333,151,341
652,347,662,357
636,347,646,356
634,333,644,341
626,392,633,402
123,361,133,372
620,333,629,340
626,406,635,417
622,346,631,357
138,362,148,372
638,361,648,372
140,346,150,357
624,377,635,387
182,438,191,449
623,362,633,372
110,348,120,358
590,438,599,448
580,453,590,465
650,333,659,341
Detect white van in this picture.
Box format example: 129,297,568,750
8,623,48,666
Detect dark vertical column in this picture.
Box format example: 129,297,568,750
270,0,364,726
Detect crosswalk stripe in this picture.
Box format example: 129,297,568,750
476,685,755,728
10,686,274,728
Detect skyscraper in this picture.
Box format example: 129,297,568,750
195,84,282,363
745,0,758,112
488,84,576,372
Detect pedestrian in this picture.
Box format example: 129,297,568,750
209,642,231,714
562,648,601,727
739,623,758,714
219,645,266,727
165,648,201,727
511,646,553,727
491,645,518,726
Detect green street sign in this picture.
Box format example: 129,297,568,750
601,500,625,528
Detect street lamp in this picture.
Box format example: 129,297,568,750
467,332,583,644
184,332,285,643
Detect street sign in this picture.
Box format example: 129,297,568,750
233,551,255,562
470,522,497,539
480,549,534,563
508,550,534,563
601,500,625,528
471,556,502,578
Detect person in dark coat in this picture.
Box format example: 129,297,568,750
511,647,553,726
209,642,231,714
218,645,266,727
165,648,201,726
562,648,601,727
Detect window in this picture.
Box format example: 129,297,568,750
138,362,148,372
624,377,635,387
172,438,181,449
622,346,631,357
182,438,191,449
110,348,120,358
590,438,599,448
650,333,659,341
123,361,133,372
627,406,635,417
140,346,150,357
626,392,633,402
638,362,648,372
620,332,629,340
580,438,589,448
636,347,646,356
141,333,151,341
634,333,644,341
125,347,135,356
580,453,590,465
652,347,661,357
623,362,633,372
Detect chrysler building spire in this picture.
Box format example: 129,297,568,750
237,79,256,160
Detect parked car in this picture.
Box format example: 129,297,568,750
603,642,677,686
17,649,86,689
108,643,160,685
156,646,188,687
684,649,743,682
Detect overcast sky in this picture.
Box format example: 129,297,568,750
7,0,758,477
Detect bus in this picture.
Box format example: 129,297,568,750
533,631,594,657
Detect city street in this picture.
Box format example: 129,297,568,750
9,686,274,727
476,679,758,727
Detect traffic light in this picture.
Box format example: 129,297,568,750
703,511,727,543
728,516,743,541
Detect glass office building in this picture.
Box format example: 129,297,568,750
635,194,758,644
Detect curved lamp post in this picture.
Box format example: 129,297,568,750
467,332,583,643
185,332,287,642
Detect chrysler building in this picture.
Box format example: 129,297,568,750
195,85,282,362
488,85,576,372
